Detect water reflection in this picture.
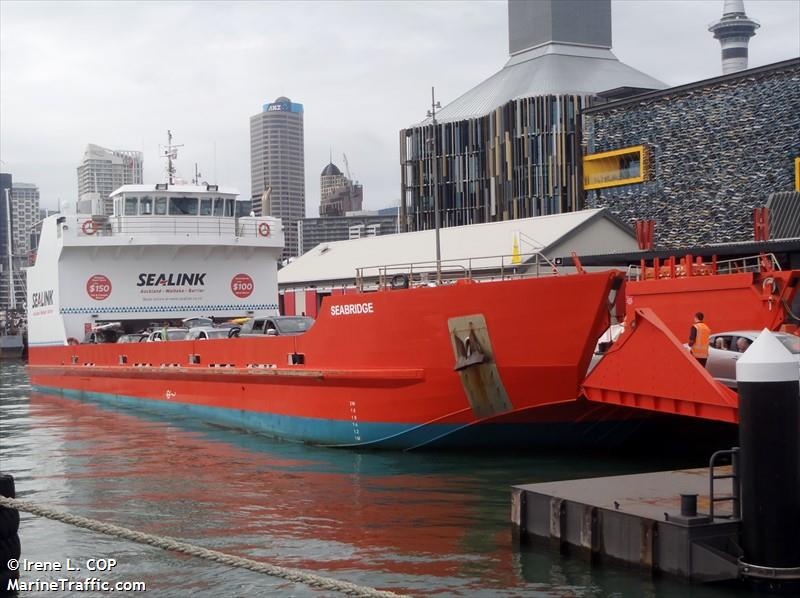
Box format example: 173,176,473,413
1,361,749,596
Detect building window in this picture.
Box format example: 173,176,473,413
583,145,649,190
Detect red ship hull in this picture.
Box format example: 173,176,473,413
29,272,636,449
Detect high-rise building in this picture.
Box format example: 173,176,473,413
10,182,40,258
0,175,39,310
709,0,760,75
399,0,665,232
77,144,143,215
319,161,363,217
0,173,13,309
250,96,305,258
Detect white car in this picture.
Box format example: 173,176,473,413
706,330,800,388
146,327,189,342
185,326,234,340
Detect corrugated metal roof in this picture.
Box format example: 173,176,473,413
767,192,800,240
418,44,666,125
278,208,632,286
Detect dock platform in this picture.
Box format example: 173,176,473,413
512,467,742,583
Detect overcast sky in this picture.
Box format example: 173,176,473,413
1,0,798,213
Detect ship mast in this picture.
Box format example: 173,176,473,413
427,87,442,284
160,130,183,185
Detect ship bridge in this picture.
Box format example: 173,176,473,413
26,183,284,346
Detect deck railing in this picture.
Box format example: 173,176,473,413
626,253,780,281
74,216,281,239
355,251,560,291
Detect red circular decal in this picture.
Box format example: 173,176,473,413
86,274,112,301
231,273,254,298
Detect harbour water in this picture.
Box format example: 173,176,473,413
1,361,748,597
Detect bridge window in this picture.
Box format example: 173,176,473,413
213,197,224,216
225,198,235,217
155,197,168,215
125,197,138,215
169,197,199,216
200,197,213,215
583,145,649,190
236,200,252,217
140,196,153,215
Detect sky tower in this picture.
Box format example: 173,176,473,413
708,0,760,74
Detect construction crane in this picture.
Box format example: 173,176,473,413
342,153,356,182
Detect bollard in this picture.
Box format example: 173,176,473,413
0,473,21,593
679,493,698,518
736,330,800,591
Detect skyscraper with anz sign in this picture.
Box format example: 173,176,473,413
250,96,305,258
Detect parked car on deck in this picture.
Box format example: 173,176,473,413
146,328,189,342
82,329,120,344
185,326,236,340
182,317,213,329
706,330,800,388
117,333,148,343
238,316,314,337
82,323,122,344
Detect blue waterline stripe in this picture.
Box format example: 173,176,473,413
32,385,424,448
31,385,644,449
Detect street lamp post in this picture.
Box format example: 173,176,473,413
427,87,442,284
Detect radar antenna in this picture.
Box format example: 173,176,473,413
160,130,184,185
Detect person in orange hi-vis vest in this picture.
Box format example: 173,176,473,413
688,311,711,367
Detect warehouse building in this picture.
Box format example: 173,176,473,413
277,208,638,317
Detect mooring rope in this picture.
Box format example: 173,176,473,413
0,495,409,598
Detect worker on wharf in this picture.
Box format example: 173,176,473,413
688,311,711,367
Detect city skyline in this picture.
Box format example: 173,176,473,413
1,0,798,215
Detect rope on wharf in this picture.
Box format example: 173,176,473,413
0,495,409,598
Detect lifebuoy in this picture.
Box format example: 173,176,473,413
258,222,271,237
81,220,97,235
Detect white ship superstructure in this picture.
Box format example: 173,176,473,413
26,183,283,346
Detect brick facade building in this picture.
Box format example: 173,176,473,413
583,58,800,246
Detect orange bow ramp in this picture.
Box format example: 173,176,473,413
582,308,739,423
